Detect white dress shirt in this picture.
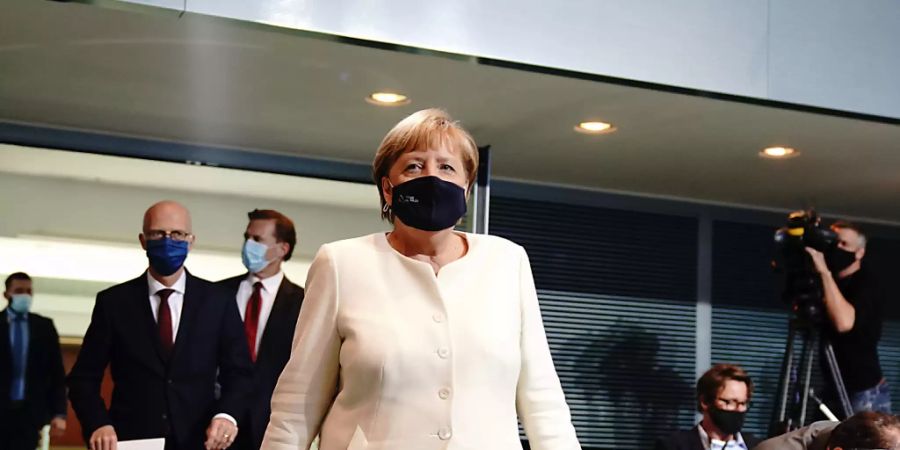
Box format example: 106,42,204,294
262,232,581,450
698,425,748,450
147,271,186,339
236,270,284,354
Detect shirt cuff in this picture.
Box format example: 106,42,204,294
213,413,237,427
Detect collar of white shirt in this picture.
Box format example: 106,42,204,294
697,424,746,450
246,270,284,294
147,270,187,296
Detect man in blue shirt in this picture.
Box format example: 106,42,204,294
2,272,67,450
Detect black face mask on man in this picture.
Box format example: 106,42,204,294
826,248,857,274
389,176,467,232
709,405,746,436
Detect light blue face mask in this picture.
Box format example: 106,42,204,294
242,239,272,273
9,294,32,314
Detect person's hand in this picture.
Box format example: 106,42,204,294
50,417,67,437
205,418,237,450
89,425,117,450
805,247,830,275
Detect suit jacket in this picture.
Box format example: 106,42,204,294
216,274,304,450
0,310,67,427
67,271,254,450
655,426,761,450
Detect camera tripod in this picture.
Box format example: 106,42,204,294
769,315,853,436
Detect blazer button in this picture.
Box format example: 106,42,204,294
167,379,173,385
438,427,452,440
437,347,450,359
432,313,445,323
162,414,168,420
438,388,451,399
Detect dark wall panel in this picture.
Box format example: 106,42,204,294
491,196,699,449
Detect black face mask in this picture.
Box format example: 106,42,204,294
709,406,746,436
826,248,857,274
390,176,467,232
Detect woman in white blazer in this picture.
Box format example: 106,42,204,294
262,109,581,450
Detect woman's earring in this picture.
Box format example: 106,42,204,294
382,203,391,214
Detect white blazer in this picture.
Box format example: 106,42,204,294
262,232,581,450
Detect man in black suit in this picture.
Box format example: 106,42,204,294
1,272,67,450
216,209,304,450
68,201,253,450
655,364,761,450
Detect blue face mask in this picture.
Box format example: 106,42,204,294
9,294,32,314
242,239,272,274
146,238,189,276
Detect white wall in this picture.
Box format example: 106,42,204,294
120,0,900,119
0,163,387,337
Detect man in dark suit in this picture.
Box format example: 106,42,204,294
655,364,761,450
216,209,304,450
68,201,253,450
1,272,67,450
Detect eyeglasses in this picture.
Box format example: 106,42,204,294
144,230,193,242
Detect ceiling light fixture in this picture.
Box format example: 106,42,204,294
760,146,799,159
366,92,410,106
575,121,616,135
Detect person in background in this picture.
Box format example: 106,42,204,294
68,200,253,450
656,364,761,450
754,411,900,450
262,108,581,450
805,221,890,413
217,209,304,450
1,272,67,450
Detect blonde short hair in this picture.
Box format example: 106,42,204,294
372,108,479,221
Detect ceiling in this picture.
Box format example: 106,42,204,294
2,0,899,222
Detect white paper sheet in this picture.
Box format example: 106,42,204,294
117,438,165,450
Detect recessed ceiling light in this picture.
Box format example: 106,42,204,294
366,92,410,106
575,121,616,135
760,146,799,159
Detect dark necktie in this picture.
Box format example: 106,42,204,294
157,289,175,356
244,282,263,362
10,313,27,401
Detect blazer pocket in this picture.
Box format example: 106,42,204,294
347,426,368,450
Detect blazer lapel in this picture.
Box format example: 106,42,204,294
169,272,201,364
255,278,288,364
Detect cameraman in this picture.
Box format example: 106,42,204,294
804,221,890,414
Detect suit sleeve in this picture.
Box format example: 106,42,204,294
67,292,113,434
654,436,675,450
45,319,68,420
215,285,255,420
515,246,582,450
262,245,341,450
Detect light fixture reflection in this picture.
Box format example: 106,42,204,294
760,146,799,158
366,92,410,106
575,121,616,134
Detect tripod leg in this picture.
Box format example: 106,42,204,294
798,329,817,425
770,319,799,435
822,341,854,418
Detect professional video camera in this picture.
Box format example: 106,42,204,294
772,209,838,322
770,209,854,433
